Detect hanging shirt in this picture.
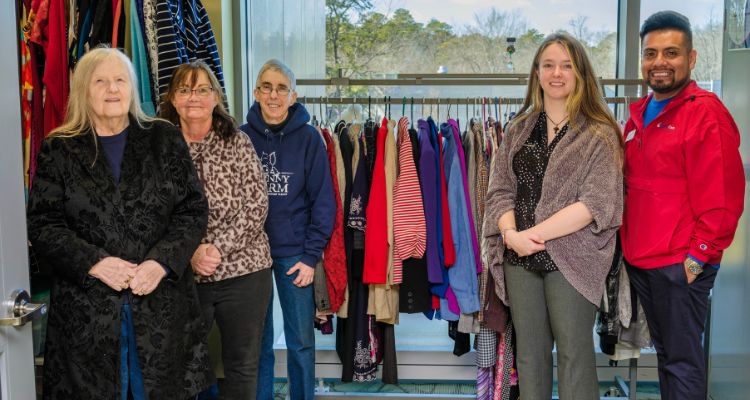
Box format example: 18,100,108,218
155,0,225,98
429,118,456,269
392,117,426,282
449,119,482,274
41,0,69,137
417,119,442,284
129,0,156,115
441,122,480,314
363,118,389,284
321,128,347,313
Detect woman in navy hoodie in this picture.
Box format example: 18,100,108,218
240,59,335,400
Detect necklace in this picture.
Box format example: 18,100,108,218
546,113,569,134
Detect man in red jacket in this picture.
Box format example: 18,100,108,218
621,10,745,400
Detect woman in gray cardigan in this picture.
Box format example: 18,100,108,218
483,32,623,400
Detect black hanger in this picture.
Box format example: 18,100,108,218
367,95,372,123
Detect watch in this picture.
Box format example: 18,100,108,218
685,258,704,275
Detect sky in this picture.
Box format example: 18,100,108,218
372,0,724,34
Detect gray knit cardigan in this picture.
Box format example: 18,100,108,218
482,112,623,306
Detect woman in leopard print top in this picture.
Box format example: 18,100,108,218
160,61,272,399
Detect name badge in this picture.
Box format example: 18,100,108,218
625,129,636,142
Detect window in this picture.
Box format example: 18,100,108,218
325,0,619,98
641,0,724,93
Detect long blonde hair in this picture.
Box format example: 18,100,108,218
50,47,155,138
513,33,623,155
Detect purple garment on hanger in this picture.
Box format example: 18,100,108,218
418,119,442,284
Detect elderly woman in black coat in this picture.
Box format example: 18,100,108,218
27,47,212,399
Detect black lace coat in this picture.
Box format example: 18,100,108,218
27,118,213,399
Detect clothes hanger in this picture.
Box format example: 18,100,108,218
494,97,500,123
410,97,414,128
401,96,406,123
481,97,487,139
367,96,372,123
389,96,393,120
437,98,440,124
465,98,470,130
319,97,325,128
310,98,319,127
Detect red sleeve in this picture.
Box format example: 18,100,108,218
684,102,745,263
438,133,456,267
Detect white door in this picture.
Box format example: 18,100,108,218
0,1,41,398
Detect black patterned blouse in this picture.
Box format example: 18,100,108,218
505,112,569,271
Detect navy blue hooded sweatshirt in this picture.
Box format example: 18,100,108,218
240,102,335,268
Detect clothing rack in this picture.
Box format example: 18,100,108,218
299,76,641,400
297,75,648,96
297,96,632,105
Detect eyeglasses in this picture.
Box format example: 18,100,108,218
257,83,291,96
175,86,214,98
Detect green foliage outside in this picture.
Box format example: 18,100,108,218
325,1,723,97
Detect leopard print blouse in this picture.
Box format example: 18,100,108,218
188,130,272,282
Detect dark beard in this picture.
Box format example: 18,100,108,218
648,74,690,94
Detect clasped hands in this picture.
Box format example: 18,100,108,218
503,229,546,256
89,257,166,296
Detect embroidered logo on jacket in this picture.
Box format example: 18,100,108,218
656,122,676,130
260,152,293,196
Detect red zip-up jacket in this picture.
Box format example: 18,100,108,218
620,81,745,268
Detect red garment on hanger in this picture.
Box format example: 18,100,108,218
41,0,69,137
437,132,456,267
321,128,347,313
363,118,389,284
112,0,122,46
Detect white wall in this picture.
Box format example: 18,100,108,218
246,0,326,98
708,2,750,398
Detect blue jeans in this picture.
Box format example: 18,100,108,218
120,303,146,400
256,255,316,400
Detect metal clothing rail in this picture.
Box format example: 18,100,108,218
298,96,633,105
296,76,647,95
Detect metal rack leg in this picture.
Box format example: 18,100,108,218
612,358,638,399
628,358,637,400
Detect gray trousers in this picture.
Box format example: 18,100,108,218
504,263,599,400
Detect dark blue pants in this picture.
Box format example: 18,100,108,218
120,303,146,400
627,262,717,400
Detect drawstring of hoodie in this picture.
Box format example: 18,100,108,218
263,127,285,171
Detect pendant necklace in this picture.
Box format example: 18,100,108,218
546,113,568,134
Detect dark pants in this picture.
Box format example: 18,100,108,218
197,269,273,400
120,303,146,400
627,262,717,400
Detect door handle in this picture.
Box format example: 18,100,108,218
0,289,47,327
